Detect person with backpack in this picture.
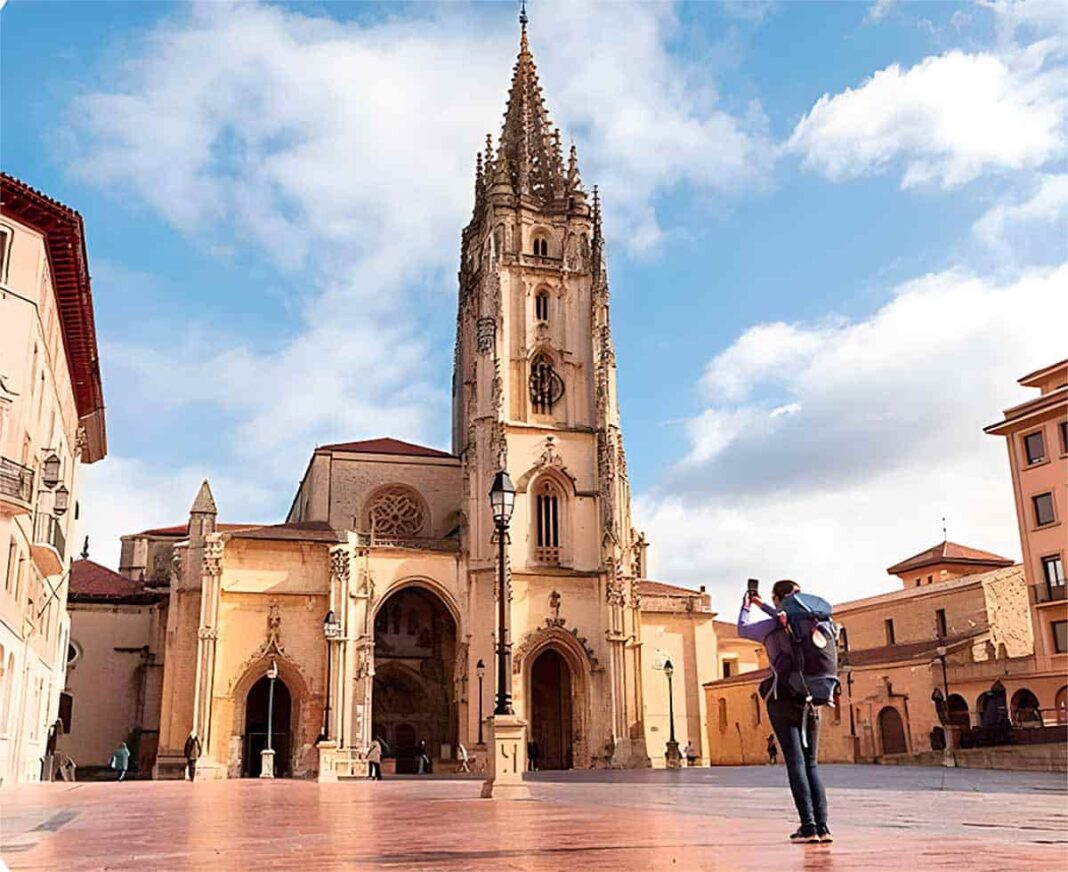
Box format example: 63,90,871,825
738,579,836,844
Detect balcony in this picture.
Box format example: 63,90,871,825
0,457,34,515
31,512,66,575
1034,583,1067,604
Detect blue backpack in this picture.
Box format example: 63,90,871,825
778,592,840,707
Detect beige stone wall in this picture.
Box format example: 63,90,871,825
61,604,156,769
641,605,716,765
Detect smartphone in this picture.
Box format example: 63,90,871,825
747,578,760,595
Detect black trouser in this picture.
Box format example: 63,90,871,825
368,761,382,780
187,759,197,781
767,696,827,831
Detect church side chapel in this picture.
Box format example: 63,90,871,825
146,13,717,781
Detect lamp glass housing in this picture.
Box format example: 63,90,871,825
476,658,485,679
663,659,674,679
53,484,70,516
488,470,516,525
41,453,61,489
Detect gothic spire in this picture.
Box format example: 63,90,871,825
496,5,566,201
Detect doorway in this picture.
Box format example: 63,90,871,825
530,648,573,770
371,586,457,772
243,675,292,777
878,706,907,755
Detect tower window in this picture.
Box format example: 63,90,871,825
529,355,564,414
533,236,549,257
535,480,561,564
885,618,896,646
535,290,549,322
1023,430,1046,465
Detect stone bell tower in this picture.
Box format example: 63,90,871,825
453,9,648,768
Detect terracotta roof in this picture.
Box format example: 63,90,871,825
639,580,704,598
69,559,160,604
133,522,257,537
1018,358,1068,388
837,564,1022,612
841,631,983,668
704,667,770,689
713,620,742,639
226,520,341,543
886,541,1014,575
1,173,106,462
318,437,454,459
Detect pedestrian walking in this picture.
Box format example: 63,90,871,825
184,732,202,781
766,734,778,765
527,740,540,772
367,737,383,781
683,741,697,766
738,579,835,844
109,741,131,782
456,743,471,773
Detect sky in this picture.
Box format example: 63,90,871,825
2,0,1065,609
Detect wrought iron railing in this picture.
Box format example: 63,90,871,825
368,534,460,552
0,456,34,504
1035,582,1067,603
34,512,66,560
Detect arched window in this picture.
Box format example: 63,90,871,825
529,355,564,415
533,235,549,257
535,290,550,322
535,479,561,564
1010,688,1042,726
365,486,427,541
1056,686,1067,725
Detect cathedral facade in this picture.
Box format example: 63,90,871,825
152,19,688,780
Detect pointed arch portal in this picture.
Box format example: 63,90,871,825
530,648,573,770
243,675,292,777
372,586,458,773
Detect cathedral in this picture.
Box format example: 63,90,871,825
129,14,721,781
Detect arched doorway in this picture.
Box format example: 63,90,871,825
1010,688,1042,726
372,586,457,773
243,675,292,777
530,648,573,770
946,694,970,730
878,706,907,755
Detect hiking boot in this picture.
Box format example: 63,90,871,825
789,826,820,843
817,826,833,843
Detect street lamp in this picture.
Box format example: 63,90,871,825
664,658,680,768
261,659,279,779
476,658,486,746
488,471,516,716
321,610,341,741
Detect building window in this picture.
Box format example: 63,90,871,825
927,575,933,585
718,698,727,732
1042,555,1065,597
885,618,896,646
0,224,10,284
535,480,561,564
1023,430,1046,465
535,290,549,322
914,577,921,587
1060,421,1068,456
1032,492,1056,527
838,626,849,653
936,608,948,639
751,692,761,726
722,660,733,678
1053,620,1068,655
533,236,549,257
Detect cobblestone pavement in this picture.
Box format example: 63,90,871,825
1,766,1064,871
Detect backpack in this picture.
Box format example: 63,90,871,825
778,592,840,707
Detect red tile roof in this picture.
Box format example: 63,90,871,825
886,541,1014,575
133,522,258,537
639,580,704,598
1,173,106,463
227,521,341,543
69,559,161,604
318,437,454,459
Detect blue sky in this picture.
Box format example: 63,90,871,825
2,0,1064,605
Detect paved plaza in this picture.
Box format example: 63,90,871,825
1,766,1065,871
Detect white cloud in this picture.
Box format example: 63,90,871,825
637,263,1068,608
973,172,1068,247
865,0,897,23
786,47,1064,188
68,1,773,562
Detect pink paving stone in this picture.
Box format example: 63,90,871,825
0,768,1065,871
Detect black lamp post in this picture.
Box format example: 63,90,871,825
664,659,679,767
476,658,486,745
322,610,341,741
488,471,516,716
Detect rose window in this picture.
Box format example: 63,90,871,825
368,488,426,538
